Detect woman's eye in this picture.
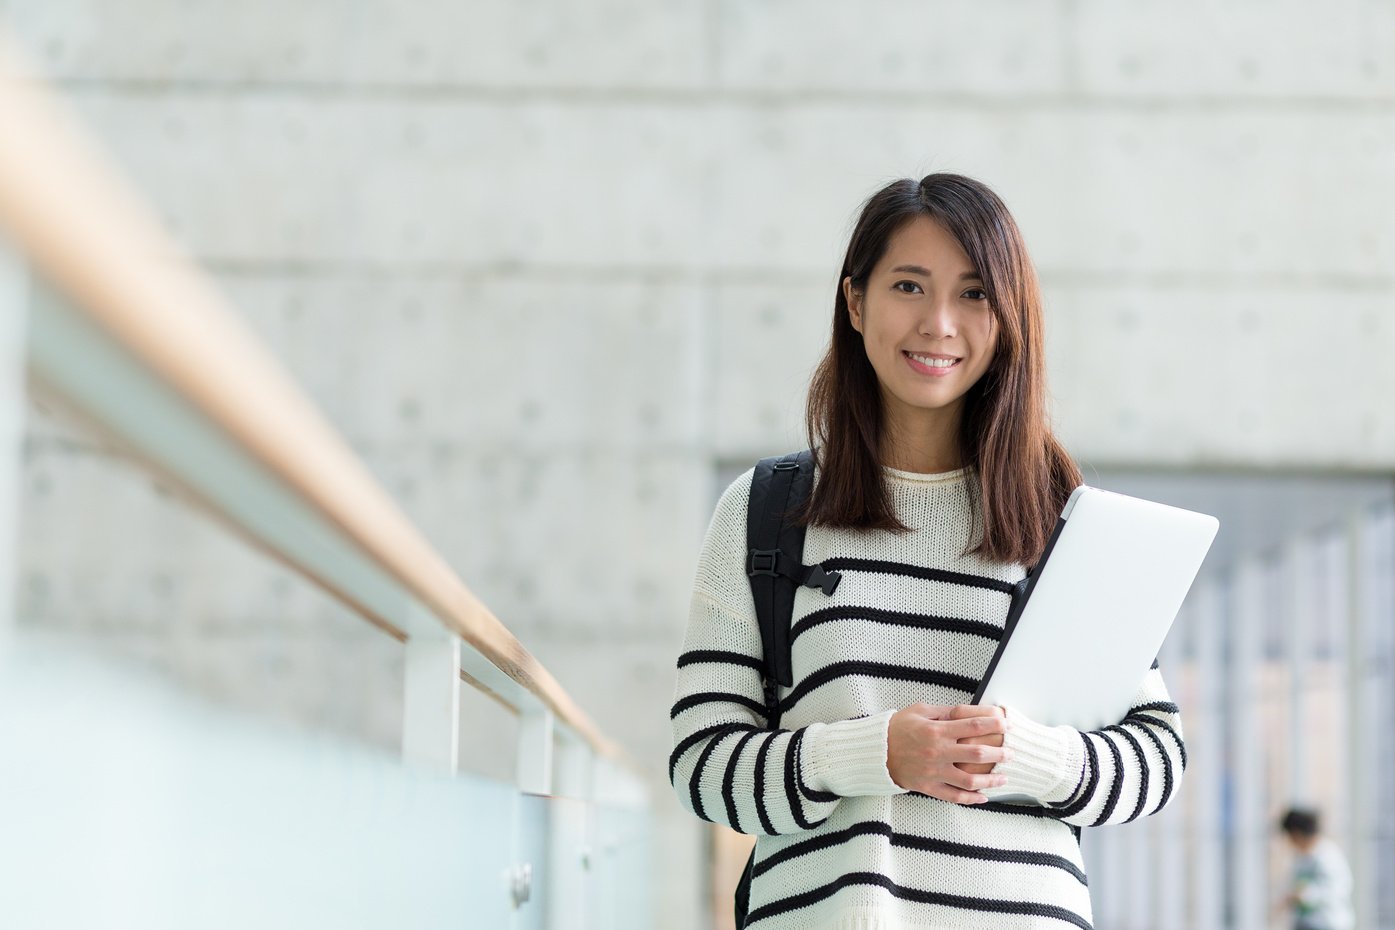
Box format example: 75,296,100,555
964,288,988,301
893,280,922,294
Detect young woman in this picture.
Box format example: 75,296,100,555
669,173,1186,929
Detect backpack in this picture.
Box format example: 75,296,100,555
733,448,843,928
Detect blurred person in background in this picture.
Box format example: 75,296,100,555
669,172,1187,929
1275,806,1354,930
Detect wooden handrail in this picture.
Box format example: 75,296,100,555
0,36,623,761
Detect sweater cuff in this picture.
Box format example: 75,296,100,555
983,704,1084,804
799,709,908,798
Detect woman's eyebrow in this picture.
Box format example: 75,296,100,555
888,264,983,281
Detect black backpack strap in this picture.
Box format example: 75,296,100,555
736,448,840,930
746,449,842,722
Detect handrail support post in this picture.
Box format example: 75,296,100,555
401,630,461,774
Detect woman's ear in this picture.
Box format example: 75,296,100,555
843,277,863,333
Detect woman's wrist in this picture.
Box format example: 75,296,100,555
979,704,1083,803
802,709,909,798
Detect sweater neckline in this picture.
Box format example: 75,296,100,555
880,463,971,483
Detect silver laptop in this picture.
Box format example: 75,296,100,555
972,485,1219,802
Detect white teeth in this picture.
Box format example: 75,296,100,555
907,352,958,368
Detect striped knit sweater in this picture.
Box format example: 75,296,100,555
669,462,1187,930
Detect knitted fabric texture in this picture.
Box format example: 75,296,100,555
669,463,1187,930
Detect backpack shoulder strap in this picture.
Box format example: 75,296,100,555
745,449,842,728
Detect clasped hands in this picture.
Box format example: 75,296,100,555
886,703,1013,805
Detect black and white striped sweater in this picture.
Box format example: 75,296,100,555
669,462,1186,930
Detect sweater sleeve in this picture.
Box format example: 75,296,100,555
978,662,1187,827
668,470,908,836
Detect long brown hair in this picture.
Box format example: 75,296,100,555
789,172,1080,568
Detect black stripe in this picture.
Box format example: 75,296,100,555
689,725,741,822
1050,734,1099,820
784,728,821,830
753,733,778,834
794,731,839,804
753,821,886,878
891,834,1087,887
1101,724,1149,823
1150,657,1160,670
752,820,1088,886
1128,712,1188,770
670,691,768,720
1123,719,1174,815
1061,753,1087,807
722,730,760,832
799,784,839,804
1131,700,1180,715
976,799,1073,819
905,791,1082,824
790,605,1003,646
779,661,977,715
909,790,1072,820
1091,732,1125,827
746,871,1093,929
669,722,757,783
677,649,762,671
819,557,1019,596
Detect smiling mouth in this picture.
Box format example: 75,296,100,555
903,350,961,372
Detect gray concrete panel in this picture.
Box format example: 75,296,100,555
62,92,711,267
1047,282,1395,468
4,0,709,88
711,0,1069,94
1074,0,1395,99
702,104,1395,276
216,272,707,450
708,278,835,457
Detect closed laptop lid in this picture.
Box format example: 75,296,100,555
974,485,1219,735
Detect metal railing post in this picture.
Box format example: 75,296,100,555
401,627,462,774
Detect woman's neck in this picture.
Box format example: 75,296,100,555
880,441,964,474
881,402,965,473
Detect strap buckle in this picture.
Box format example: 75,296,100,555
747,548,781,577
803,564,841,597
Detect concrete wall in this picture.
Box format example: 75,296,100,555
4,2,1394,928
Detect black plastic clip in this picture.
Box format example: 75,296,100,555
747,548,781,577
804,564,841,596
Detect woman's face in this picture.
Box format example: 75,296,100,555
845,214,1000,440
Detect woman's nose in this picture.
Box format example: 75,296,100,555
920,296,957,338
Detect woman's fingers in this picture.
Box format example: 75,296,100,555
924,784,991,806
947,741,1012,765
946,703,1005,720
888,703,1015,802
940,714,1008,740
906,702,959,721
911,770,1006,801
940,767,1009,792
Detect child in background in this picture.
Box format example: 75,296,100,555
1277,806,1354,930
